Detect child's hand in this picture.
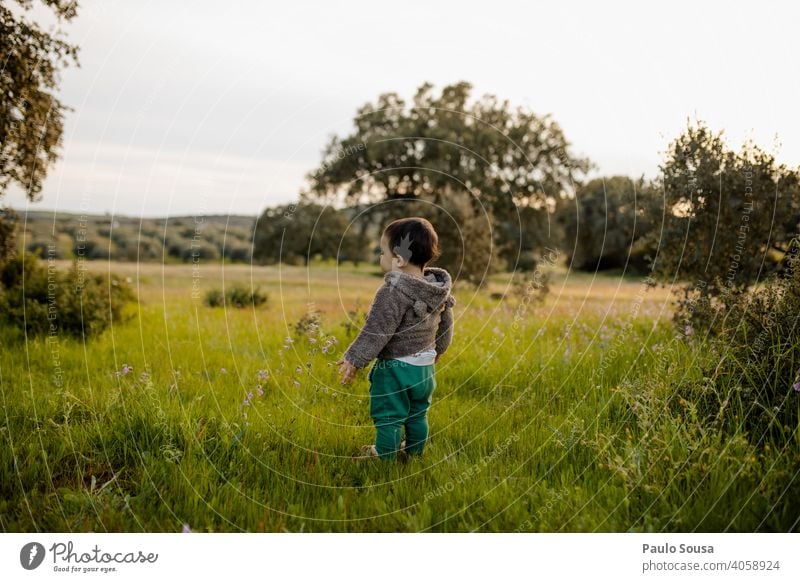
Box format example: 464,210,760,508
337,357,358,385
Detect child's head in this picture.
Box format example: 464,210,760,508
380,217,440,273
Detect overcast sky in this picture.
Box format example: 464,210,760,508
5,0,800,217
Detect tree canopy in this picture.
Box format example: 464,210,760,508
1,0,80,200
301,82,590,283
648,120,800,293
304,81,590,213
252,203,363,266
558,175,657,273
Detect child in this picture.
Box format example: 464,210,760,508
337,217,456,461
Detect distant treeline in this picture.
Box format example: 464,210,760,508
15,212,256,263
13,180,659,274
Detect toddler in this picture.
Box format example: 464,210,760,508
338,217,456,461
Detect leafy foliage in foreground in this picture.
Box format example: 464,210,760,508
0,253,135,338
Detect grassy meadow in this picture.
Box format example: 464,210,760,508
1,260,798,532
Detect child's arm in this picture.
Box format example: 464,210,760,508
342,283,404,369
434,294,456,358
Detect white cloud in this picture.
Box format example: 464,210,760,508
8,0,800,217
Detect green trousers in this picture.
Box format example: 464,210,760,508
367,358,436,460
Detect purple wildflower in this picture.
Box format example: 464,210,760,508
182,523,191,533
256,385,264,396
121,364,131,375
793,382,800,393
257,369,269,381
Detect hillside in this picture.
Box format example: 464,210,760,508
11,209,257,263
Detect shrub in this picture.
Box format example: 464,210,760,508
671,243,800,442
292,307,321,338
181,241,220,261
223,244,251,263
0,207,18,268
0,253,136,338
204,284,268,309
204,288,224,307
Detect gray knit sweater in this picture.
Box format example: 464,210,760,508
343,267,456,368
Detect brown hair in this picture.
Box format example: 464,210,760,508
383,217,440,268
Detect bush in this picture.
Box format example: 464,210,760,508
0,253,136,338
1,207,18,268
671,244,800,442
204,284,268,309
223,244,251,263
292,307,321,338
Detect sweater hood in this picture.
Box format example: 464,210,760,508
384,266,455,318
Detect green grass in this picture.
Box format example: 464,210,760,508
1,261,797,532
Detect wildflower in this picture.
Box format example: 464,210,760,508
257,369,269,381
295,365,303,375
247,391,254,400
121,364,131,375
256,385,264,396
242,398,250,406
220,367,227,374
293,380,300,387
793,382,800,393
114,371,121,378
309,338,317,344
182,523,192,533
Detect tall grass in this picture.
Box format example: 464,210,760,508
0,262,797,532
